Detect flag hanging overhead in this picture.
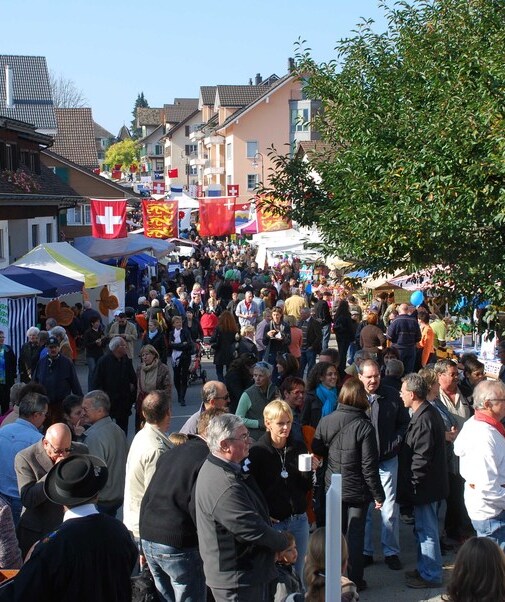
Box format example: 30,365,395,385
198,197,236,237
235,200,252,232
256,195,292,233
227,184,240,197
142,200,179,239
152,181,165,195
168,168,178,178
90,199,127,239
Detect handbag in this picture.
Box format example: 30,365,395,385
131,564,159,602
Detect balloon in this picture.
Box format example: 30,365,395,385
410,290,424,307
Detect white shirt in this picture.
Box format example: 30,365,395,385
63,503,99,522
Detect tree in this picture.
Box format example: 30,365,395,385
260,0,505,308
104,140,140,173
49,71,87,108
131,92,149,139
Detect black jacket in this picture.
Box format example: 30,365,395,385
369,384,410,461
247,432,312,521
210,328,237,366
312,405,385,505
224,367,254,414
314,299,331,327
301,390,324,429
298,317,323,354
398,401,449,506
141,329,167,364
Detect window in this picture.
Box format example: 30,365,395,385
246,141,258,158
185,125,190,137
226,143,232,160
154,144,163,156
185,144,197,156
0,230,4,259
31,224,39,248
46,223,53,243
5,144,14,170
84,205,91,225
291,108,309,132
247,174,259,190
67,207,82,225
185,164,197,176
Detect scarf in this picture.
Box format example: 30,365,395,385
140,358,159,393
316,383,338,418
474,409,505,438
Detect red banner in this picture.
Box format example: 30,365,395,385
256,195,292,233
168,168,178,178
198,197,236,237
227,184,239,197
90,199,127,239
142,200,179,239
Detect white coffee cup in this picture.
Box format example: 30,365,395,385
298,453,312,472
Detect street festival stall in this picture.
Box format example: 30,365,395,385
13,242,125,324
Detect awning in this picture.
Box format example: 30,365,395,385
73,234,175,261
0,265,82,297
0,273,42,298
104,253,158,269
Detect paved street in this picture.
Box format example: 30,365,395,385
74,346,455,601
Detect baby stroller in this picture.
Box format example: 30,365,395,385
187,340,207,386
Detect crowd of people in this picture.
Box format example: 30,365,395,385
0,237,505,600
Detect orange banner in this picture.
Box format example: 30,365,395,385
256,195,292,233
142,200,179,239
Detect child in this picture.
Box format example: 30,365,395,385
168,432,188,446
274,531,303,602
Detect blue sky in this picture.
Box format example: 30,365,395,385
4,0,387,135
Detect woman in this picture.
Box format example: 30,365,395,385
359,311,386,358
210,310,239,382
235,361,279,440
50,325,73,361
136,344,172,428
0,331,16,415
224,353,256,414
312,378,385,591
184,307,203,342
82,316,107,391
275,352,300,387
301,362,339,428
142,319,167,364
168,316,193,407
333,299,356,378
18,326,40,383
443,537,505,602
248,400,313,579
237,325,258,358
263,306,291,380
62,393,86,441
286,315,302,366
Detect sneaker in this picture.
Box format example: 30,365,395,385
405,569,420,579
385,555,403,570
406,574,442,589
362,554,374,567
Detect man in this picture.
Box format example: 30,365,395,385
0,392,47,525
123,390,172,543
255,308,272,360
283,289,308,322
313,289,332,350
107,309,137,359
18,326,40,384
298,307,322,378
80,300,102,332
319,347,340,367
195,413,290,601
82,390,127,517
434,358,473,542
399,373,448,588
92,337,137,434
430,314,447,351
15,423,88,556
140,409,224,602
279,376,306,444
179,380,229,435
417,309,435,368
454,380,505,549
359,359,410,571
163,292,185,320
386,303,421,374
11,454,137,600
235,290,260,329
33,336,82,424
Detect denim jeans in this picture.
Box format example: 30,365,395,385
414,502,443,583
142,540,206,602
364,456,400,558
299,349,316,379
472,509,505,552
321,324,331,351
273,512,309,580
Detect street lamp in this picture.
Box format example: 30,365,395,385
252,152,264,184
181,151,190,190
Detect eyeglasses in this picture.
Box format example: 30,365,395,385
37,410,48,417
45,439,72,455
214,394,230,400
488,399,505,404
228,431,250,442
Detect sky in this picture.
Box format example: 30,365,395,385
4,0,387,135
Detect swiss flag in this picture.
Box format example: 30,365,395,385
90,199,127,239
168,168,178,178
152,181,165,195
198,197,235,236
227,184,240,197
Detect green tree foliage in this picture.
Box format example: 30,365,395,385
131,92,149,139
260,0,505,306
104,140,140,173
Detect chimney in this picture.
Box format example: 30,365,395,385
288,57,295,72
255,73,262,86
5,65,14,109
249,78,253,86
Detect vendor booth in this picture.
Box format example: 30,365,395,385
72,234,176,261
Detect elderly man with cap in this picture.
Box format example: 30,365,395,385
33,336,82,425
10,454,138,601
107,309,137,359
14,423,88,557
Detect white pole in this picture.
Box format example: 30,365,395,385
326,473,342,602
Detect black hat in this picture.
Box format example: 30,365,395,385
46,336,59,347
44,454,108,506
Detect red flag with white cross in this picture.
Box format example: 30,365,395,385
227,184,239,197
90,199,127,239
152,181,165,195
198,197,236,236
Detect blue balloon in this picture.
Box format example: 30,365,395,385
410,290,424,307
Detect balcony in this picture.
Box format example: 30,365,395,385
189,124,205,141
204,135,225,147
203,166,225,176
189,152,208,167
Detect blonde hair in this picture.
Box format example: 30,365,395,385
168,432,188,446
263,399,293,422
140,344,159,359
